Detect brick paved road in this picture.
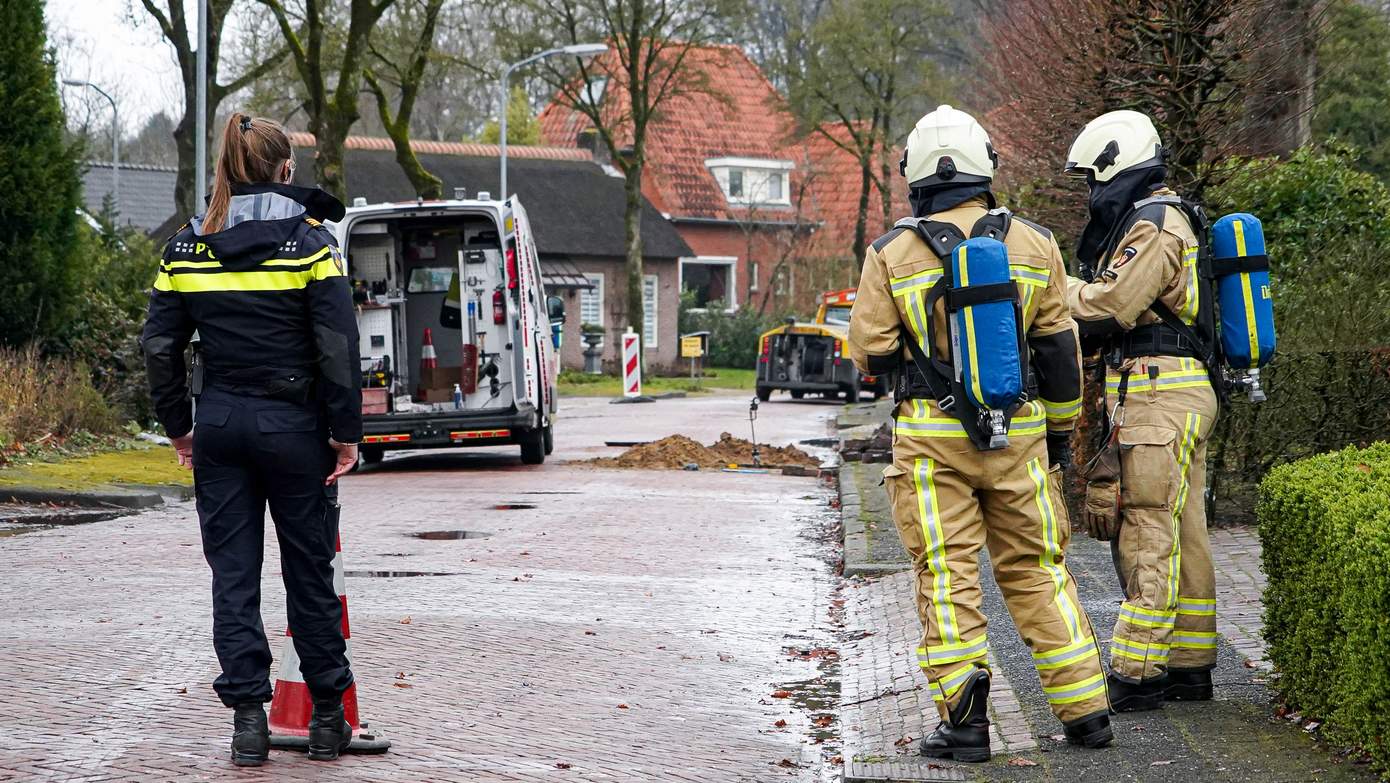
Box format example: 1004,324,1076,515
0,393,846,782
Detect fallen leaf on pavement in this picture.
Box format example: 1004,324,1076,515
775,759,798,768
770,690,793,699
773,719,787,728
395,671,407,679
555,762,571,769
393,682,413,688
177,687,187,694
1243,660,1256,668
893,735,913,747
584,630,597,636
812,715,833,728
399,616,412,624
1151,760,1174,766
830,755,843,765
1008,757,1038,767
1131,725,1145,732
616,703,629,709
718,653,734,662
1049,734,1066,742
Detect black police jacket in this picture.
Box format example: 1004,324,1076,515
141,183,362,443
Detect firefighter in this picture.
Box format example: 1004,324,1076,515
848,105,1112,761
141,113,361,765
1063,110,1220,711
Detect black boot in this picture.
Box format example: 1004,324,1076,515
307,697,352,761
1164,668,1213,701
920,668,991,763
230,703,269,767
1106,672,1164,712
1062,710,1114,748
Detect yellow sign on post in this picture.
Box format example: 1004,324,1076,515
680,336,704,358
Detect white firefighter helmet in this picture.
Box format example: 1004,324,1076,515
900,105,997,188
1064,110,1164,183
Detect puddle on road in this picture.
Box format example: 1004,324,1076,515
493,503,536,510
520,491,579,495
412,530,493,540
344,570,460,578
0,523,56,539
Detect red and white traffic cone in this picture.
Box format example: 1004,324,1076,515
416,327,438,399
267,534,390,753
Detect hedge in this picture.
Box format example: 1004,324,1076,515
1258,442,1390,774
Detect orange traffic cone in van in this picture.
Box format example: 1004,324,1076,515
267,533,389,753
416,328,438,399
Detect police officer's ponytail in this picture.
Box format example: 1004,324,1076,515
203,112,294,233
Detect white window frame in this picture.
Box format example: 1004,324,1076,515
580,272,605,347
678,256,738,313
643,274,659,348
705,157,794,207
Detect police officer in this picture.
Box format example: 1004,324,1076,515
142,113,361,765
1063,110,1220,710
849,105,1112,761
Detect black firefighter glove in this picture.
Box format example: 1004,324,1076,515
1046,430,1073,471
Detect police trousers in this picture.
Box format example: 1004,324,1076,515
192,387,353,707
883,399,1109,726
1105,356,1220,681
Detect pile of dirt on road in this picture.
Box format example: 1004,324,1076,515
588,433,821,470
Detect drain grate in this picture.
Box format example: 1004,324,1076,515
412,530,493,540
493,503,536,510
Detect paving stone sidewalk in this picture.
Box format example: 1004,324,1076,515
836,512,1372,782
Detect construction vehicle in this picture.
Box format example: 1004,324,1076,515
754,288,889,402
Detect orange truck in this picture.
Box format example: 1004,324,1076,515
754,288,890,402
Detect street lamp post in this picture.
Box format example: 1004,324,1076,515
64,79,118,207
195,0,208,207
499,43,607,201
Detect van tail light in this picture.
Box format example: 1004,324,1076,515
505,244,518,290
759,337,771,364
493,289,506,324
834,339,843,366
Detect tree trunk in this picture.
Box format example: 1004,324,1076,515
623,163,645,365
316,113,354,203
172,106,199,220
851,150,872,265
1242,0,1318,157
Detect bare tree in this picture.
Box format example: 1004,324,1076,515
498,0,735,349
256,0,397,201
364,0,445,198
132,0,287,217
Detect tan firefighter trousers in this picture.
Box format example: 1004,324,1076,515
883,399,1110,726
1105,356,1220,681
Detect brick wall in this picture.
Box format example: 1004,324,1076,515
552,256,681,373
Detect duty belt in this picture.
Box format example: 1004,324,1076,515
1116,323,1201,361
204,365,316,405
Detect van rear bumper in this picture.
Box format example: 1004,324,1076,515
360,404,538,450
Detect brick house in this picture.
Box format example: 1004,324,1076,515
538,44,906,317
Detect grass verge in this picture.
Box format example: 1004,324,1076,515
558,366,757,397
0,440,191,492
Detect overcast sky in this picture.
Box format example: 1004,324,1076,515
49,0,187,131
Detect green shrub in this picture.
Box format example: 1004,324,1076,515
1258,443,1390,774
677,293,788,369
0,346,116,454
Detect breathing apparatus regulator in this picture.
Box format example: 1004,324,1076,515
1065,111,1277,403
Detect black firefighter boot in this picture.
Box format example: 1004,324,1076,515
230,703,270,767
1106,672,1165,712
1062,710,1114,748
920,668,992,763
1164,668,1214,701
307,696,353,761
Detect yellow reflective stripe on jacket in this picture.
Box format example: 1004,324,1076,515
891,269,943,296
1010,264,1050,287
1041,397,1082,423
1028,456,1085,642
1043,671,1107,705
929,661,981,703
919,634,989,667
1177,596,1216,616
1118,602,1176,629
1171,631,1218,649
1032,637,1098,671
157,247,339,293
1111,635,1170,663
914,457,961,646
1177,245,1200,325
895,400,1046,438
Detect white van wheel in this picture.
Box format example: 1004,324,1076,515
520,429,546,465
543,423,554,455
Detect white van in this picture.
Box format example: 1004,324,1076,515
333,196,562,465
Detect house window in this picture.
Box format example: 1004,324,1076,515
680,257,737,311
706,157,793,207
643,275,658,348
774,266,793,297
580,273,604,345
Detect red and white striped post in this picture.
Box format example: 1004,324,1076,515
267,534,389,753
621,327,642,399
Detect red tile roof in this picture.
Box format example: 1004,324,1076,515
794,124,910,251
286,132,593,161
538,44,799,221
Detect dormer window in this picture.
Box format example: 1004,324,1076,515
706,157,793,206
